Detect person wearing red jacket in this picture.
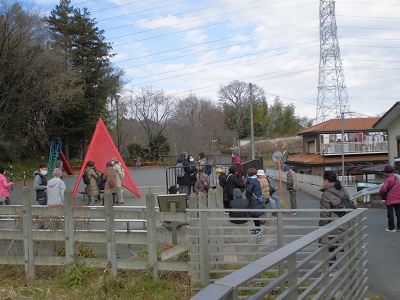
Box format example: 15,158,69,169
0,166,13,205
232,150,244,179
379,165,400,232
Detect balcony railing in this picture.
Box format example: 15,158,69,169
321,141,388,155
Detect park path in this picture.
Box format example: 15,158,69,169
5,167,398,299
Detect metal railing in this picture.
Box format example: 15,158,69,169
165,158,263,191
1,185,368,299
267,170,356,187
320,141,388,155
190,207,367,299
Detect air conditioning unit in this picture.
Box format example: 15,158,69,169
363,146,371,152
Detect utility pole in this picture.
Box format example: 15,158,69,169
249,83,255,160
341,110,354,186
114,93,121,152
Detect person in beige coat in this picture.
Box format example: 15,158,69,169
111,156,125,204
283,164,298,215
84,161,99,206
103,161,118,205
257,169,271,211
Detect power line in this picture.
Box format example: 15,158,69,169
134,47,318,86
337,15,400,20
102,0,294,30
111,2,316,44
341,1,400,6
113,19,317,61
340,26,400,31
131,41,318,81
341,37,400,41
343,59,400,63
116,27,317,68
98,0,192,22
341,45,400,49
104,0,252,30
175,66,319,106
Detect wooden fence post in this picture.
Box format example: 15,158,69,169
22,187,34,280
188,193,200,282
146,190,158,279
198,193,210,283
104,191,117,276
64,187,74,265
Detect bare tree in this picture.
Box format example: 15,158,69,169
128,87,175,159
172,94,225,156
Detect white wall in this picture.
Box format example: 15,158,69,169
388,118,400,164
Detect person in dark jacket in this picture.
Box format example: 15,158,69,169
245,167,265,235
216,168,228,209
319,171,351,232
33,163,48,205
319,171,351,270
177,153,190,196
187,154,198,188
229,188,249,224
379,165,400,232
224,166,245,212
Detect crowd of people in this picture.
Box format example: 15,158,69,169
173,151,300,235
3,151,400,236
24,156,126,208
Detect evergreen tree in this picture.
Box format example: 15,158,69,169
46,0,123,157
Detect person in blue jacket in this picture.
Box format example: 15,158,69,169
245,167,265,235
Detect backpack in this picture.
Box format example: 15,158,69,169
229,197,249,224
336,194,356,217
82,173,91,185
176,162,185,178
95,170,104,190
108,180,115,188
204,161,212,176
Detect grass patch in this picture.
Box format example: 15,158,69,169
0,265,190,300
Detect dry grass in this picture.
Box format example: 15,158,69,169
0,265,191,300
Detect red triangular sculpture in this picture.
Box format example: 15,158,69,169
72,118,141,199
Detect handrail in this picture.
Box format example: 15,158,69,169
191,209,367,300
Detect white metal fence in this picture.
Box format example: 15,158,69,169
190,207,367,299
268,170,356,187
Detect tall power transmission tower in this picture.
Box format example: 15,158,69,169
316,0,350,123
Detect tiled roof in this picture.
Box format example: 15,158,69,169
287,153,388,165
297,118,382,135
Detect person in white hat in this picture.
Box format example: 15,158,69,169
111,156,125,204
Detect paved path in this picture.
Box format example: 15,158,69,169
4,167,399,299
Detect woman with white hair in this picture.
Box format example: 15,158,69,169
46,168,66,206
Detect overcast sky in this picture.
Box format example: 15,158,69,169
36,0,400,122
